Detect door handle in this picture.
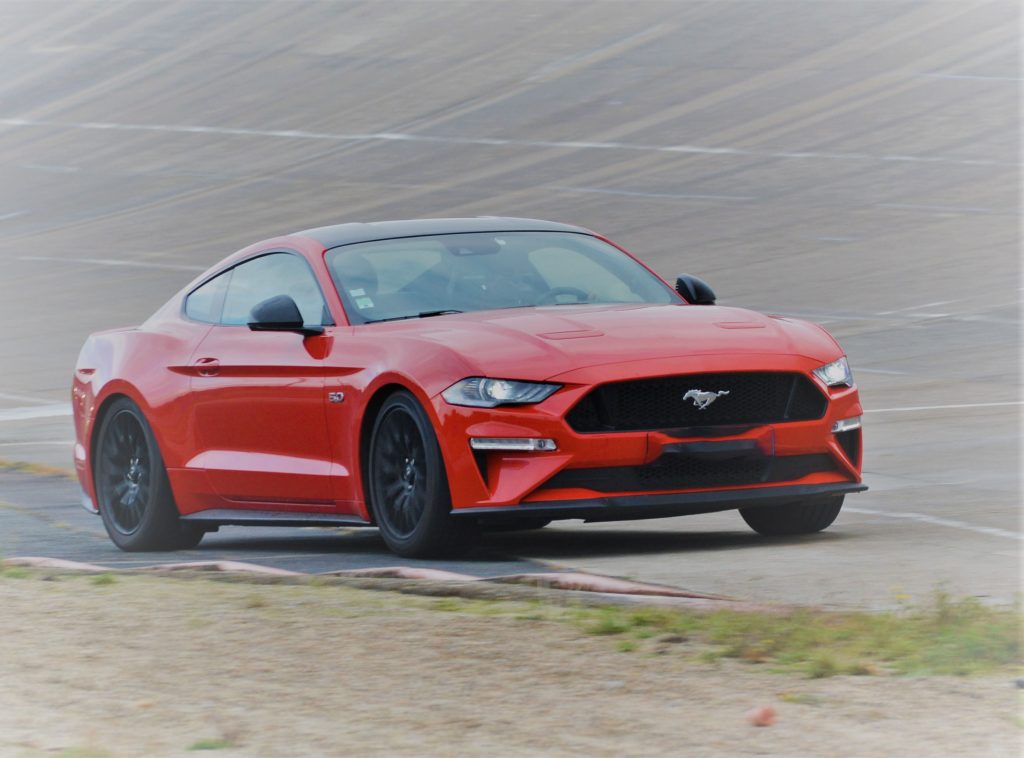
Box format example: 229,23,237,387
193,357,221,377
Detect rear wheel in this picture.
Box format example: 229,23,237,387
367,391,477,558
94,397,202,551
740,496,844,536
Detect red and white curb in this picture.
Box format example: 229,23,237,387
2,556,748,607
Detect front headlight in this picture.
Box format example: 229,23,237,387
441,377,561,408
813,356,853,387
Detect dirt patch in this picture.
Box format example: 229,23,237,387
0,573,1019,756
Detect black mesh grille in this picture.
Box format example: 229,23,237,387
566,372,827,433
542,453,836,494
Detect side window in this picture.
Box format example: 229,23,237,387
184,270,231,324
221,253,330,326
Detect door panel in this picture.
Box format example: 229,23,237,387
189,327,335,506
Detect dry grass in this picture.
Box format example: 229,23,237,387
0,570,1019,757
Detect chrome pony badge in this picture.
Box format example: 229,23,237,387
683,389,730,410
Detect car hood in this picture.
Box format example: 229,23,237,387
386,303,841,381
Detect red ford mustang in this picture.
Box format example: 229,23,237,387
72,217,865,557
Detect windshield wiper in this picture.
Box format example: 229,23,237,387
368,309,464,323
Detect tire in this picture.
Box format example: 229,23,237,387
94,397,202,551
367,391,477,558
740,495,844,536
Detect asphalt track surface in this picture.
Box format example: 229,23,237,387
0,1,1018,608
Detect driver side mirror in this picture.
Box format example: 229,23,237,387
675,274,716,305
248,295,324,336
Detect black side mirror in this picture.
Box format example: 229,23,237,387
248,295,324,336
675,274,716,305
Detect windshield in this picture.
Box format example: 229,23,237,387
325,231,677,324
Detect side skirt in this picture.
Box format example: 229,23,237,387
181,509,372,528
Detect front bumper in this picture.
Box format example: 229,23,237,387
433,355,865,513
450,481,867,522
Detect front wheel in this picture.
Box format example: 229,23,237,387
367,391,477,558
739,496,844,536
94,397,202,551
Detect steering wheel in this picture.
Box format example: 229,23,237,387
537,286,590,305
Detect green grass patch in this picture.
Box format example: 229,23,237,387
585,610,633,636
0,458,76,478
428,585,1020,678
91,573,116,586
188,738,233,750
778,691,825,706
2,567,30,579
567,590,1021,677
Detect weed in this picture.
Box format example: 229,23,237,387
585,610,632,636
564,592,1020,678
807,654,839,679
188,738,233,750
432,596,468,612
778,691,824,706
0,458,75,478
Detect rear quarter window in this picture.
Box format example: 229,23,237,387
184,270,231,323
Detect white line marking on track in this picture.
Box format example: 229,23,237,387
550,186,754,202
864,401,1024,414
877,203,1000,215
876,300,962,315
524,24,669,83
0,117,1013,168
0,392,57,405
20,163,79,174
0,404,72,422
0,210,28,221
845,506,1023,541
18,255,205,272
853,368,908,375
919,72,1022,82
0,441,73,447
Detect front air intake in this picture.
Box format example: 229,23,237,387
566,372,827,433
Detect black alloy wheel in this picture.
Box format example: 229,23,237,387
94,397,204,551
373,406,428,538
368,391,477,558
97,409,152,536
740,495,844,536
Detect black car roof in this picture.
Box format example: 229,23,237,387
298,217,591,249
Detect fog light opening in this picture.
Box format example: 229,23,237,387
469,437,558,452
831,416,862,433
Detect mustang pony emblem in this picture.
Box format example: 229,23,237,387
683,389,730,410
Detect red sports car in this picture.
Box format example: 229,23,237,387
72,218,865,557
